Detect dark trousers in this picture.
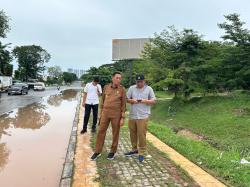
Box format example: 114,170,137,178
83,104,98,131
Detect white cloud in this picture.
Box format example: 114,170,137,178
1,0,250,71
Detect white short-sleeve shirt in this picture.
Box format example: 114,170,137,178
84,82,102,105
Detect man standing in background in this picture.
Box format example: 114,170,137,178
81,77,102,134
125,74,156,162
91,72,126,161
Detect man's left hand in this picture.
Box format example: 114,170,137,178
141,99,148,104
120,118,125,126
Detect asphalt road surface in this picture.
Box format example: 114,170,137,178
0,81,82,116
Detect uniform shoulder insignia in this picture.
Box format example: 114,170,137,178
104,84,110,88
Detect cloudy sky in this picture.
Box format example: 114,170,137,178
1,0,250,71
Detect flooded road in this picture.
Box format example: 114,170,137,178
0,89,79,187
0,80,82,115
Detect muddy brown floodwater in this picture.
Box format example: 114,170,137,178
0,89,79,187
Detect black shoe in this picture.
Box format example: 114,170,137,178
80,129,87,134
138,155,144,162
90,153,101,161
91,129,96,133
107,152,115,160
124,150,138,157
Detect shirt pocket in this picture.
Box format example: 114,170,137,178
105,89,112,97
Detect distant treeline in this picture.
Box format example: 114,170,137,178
82,13,250,97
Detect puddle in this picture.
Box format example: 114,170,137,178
233,108,250,117
177,129,203,141
0,89,79,187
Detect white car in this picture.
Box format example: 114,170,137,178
34,82,45,91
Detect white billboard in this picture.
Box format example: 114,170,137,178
112,38,149,61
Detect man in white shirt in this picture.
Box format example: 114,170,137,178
81,77,102,134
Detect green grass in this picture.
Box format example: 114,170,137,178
149,91,250,187
155,91,174,98
154,91,204,99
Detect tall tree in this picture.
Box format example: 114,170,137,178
47,66,62,79
218,13,250,89
47,66,63,85
218,13,250,46
142,26,206,96
0,10,12,76
12,45,51,81
0,10,10,38
0,42,13,76
81,66,113,87
62,72,77,84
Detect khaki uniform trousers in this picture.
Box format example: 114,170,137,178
128,118,148,156
95,112,121,153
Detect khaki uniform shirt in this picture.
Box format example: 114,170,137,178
100,83,126,118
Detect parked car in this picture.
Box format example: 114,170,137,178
8,83,29,95
34,82,45,91
27,79,38,89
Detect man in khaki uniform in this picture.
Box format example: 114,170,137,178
91,72,126,160
125,74,156,162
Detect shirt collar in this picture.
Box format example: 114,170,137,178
110,83,119,89
136,84,147,89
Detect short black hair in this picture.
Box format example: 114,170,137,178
112,71,121,77
93,77,99,82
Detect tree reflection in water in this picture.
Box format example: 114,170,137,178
0,102,50,171
0,89,78,171
47,89,78,107
0,143,9,172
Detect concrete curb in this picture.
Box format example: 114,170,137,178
71,94,99,187
59,92,82,187
147,132,227,187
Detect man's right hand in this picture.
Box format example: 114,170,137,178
82,102,85,107
130,99,138,104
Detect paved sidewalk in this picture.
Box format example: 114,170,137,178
72,101,99,187
92,125,199,187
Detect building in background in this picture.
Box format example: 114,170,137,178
80,70,85,77
67,68,73,73
73,69,79,77
67,68,86,78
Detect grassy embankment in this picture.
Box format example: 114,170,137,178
149,90,250,187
